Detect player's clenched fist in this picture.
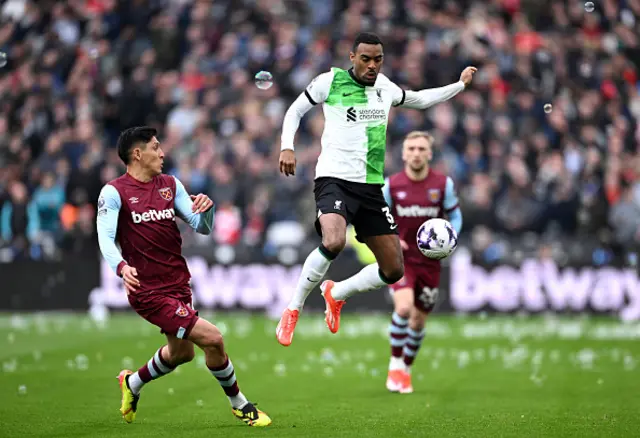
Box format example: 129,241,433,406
190,194,214,213
279,149,296,176
459,66,478,88
121,265,140,294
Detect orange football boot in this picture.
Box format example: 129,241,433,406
276,308,299,346
386,369,404,392
398,370,414,394
321,280,346,334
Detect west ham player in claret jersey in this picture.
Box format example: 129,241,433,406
96,127,271,427
382,131,462,394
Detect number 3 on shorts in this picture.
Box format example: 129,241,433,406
382,206,397,229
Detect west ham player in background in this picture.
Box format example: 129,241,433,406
96,127,271,426
382,131,462,394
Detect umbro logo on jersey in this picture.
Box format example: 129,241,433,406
346,107,356,122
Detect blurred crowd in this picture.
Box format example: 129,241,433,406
0,0,639,265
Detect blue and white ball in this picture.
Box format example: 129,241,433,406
416,218,458,260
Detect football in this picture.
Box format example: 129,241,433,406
416,218,458,260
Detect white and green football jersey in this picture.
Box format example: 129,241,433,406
281,66,465,185
305,67,405,185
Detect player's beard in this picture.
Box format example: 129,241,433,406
407,162,429,179
409,163,426,173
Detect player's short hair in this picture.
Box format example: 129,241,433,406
352,32,383,52
404,131,434,145
116,126,158,165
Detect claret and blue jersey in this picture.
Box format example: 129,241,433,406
96,173,214,295
382,170,462,263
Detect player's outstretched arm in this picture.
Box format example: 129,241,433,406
444,177,463,234
279,71,333,176
173,177,214,235
96,185,128,276
394,67,477,110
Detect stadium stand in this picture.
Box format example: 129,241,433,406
0,0,638,266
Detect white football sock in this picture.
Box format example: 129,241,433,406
229,392,249,409
389,356,406,371
331,263,388,301
287,248,333,311
127,372,144,395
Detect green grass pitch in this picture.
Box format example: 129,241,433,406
1,312,639,437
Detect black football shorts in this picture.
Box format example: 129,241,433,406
313,177,399,242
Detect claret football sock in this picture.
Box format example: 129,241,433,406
208,355,249,409
128,346,176,395
389,312,409,369
403,327,426,368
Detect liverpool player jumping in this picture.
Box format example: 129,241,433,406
276,32,476,346
96,127,271,426
382,131,462,394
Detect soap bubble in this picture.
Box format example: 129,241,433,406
585,2,595,13
544,103,553,114
254,71,273,90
